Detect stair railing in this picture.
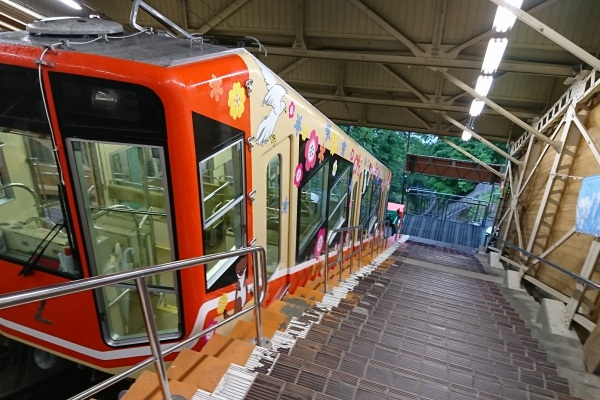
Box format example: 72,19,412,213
324,225,364,294
0,246,268,400
493,238,599,331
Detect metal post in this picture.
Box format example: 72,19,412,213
358,227,363,269
134,278,172,400
252,251,264,347
324,234,331,294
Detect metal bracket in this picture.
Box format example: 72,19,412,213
247,136,256,151
245,79,254,97
248,189,256,203
249,238,257,246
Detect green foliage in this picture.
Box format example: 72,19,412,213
343,126,507,202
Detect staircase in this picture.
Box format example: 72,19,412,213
120,239,599,400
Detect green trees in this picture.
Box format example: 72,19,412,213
343,126,507,202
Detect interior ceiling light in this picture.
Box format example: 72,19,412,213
475,75,493,97
493,0,523,32
0,0,44,19
482,38,508,74
57,0,82,10
461,130,472,141
469,100,485,117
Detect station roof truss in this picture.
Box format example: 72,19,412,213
3,0,600,167
406,154,503,184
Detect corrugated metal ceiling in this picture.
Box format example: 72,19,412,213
2,0,599,144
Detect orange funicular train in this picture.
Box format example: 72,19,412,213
0,13,391,372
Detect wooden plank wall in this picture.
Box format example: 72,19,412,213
504,101,600,324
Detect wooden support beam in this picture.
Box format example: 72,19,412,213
565,238,600,326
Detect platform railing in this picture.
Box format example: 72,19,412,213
0,246,268,400
324,225,364,294
493,238,599,331
371,220,390,257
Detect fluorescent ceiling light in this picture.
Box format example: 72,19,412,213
493,0,523,32
475,75,493,97
461,130,472,141
0,0,44,19
469,100,485,117
482,38,508,74
57,0,82,10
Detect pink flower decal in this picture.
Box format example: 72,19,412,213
353,155,361,176
293,163,304,188
304,130,319,171
288,101,296,118
209,74,223,102
201,318,217,345
350,149,355,161
314,228,326,258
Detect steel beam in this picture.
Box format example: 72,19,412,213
378,64,430,103
347,0,425,56
435,112,522,164
247,47,574,77
490,0,600,71
441,138,505,179
300,92,538,119
448,0,561,55
436,69,561,151
292,0,306,49
198,0,250,34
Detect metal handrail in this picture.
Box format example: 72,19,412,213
0,182,44,217
0,246,268,400
324,225,364,293
495,239,600,292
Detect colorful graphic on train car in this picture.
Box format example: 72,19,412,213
0,17,391,372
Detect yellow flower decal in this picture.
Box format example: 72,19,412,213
330,134,338,156
217,293,228,315
228,82,246,120
301,125,309,141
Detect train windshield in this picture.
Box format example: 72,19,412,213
0,65,77,276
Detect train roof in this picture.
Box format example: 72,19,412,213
0,20,237,67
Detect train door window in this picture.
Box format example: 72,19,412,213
266,155,281,276
200,139,245,290
297,160,330,260
69,140,180,344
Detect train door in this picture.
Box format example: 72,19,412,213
50,73,182,345
261,137,291,281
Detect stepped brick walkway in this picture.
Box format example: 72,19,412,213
244,243,581,400
400,240,491,275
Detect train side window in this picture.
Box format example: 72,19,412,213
0,131,77,275
266,155,281,276
328,163,351,233
297,160,330,260
199,139,245,291
0,146,10,201
69,140,180,344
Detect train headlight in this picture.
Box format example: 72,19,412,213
92,88,118,111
